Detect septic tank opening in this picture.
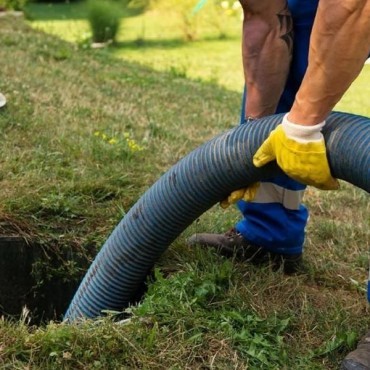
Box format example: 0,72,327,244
0,235,150,325
0,236,83,325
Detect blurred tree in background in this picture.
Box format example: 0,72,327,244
14,0,241,43
0,0,28,11
143,0,241,40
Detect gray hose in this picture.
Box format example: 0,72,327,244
64,112,370,321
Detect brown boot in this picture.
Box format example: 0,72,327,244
341,330,370,370
187,228,302,273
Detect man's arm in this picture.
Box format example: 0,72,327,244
289,0,370,125
240,0,292,118
240,0,369,189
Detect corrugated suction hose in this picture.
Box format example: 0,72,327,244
64,112,370,321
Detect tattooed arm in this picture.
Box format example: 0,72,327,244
289,0,370,125
239,0,292,118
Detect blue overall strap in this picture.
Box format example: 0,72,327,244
239,85,247,125
368,268,370,302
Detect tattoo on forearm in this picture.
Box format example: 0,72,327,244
277,5,294,53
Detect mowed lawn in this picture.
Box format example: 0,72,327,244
0,5,369,369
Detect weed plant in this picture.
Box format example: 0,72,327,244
0,13,369,370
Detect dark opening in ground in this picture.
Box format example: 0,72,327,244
0,236,150,325
0,236,84,325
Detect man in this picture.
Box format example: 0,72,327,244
189,0,370,368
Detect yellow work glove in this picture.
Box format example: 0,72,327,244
220,183,260,209
253,114,339,190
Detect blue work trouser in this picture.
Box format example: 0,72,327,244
236,0,319,255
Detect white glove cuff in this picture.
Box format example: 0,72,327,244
282,113,325,143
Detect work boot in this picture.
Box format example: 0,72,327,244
187,228,302,274
341,330,370,370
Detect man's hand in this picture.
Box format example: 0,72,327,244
220,183,260,209
253,114,339,190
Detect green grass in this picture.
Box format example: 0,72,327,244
26,1,245,92
0,8,369,370
25,1,370,105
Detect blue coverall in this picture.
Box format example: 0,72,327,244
236,0,319,255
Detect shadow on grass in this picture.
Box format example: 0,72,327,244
114,33,239,50
115,38,189,50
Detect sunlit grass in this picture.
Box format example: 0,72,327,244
336,65,370,117
31,19,90,43
27,3,244,92
27,2,370,105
